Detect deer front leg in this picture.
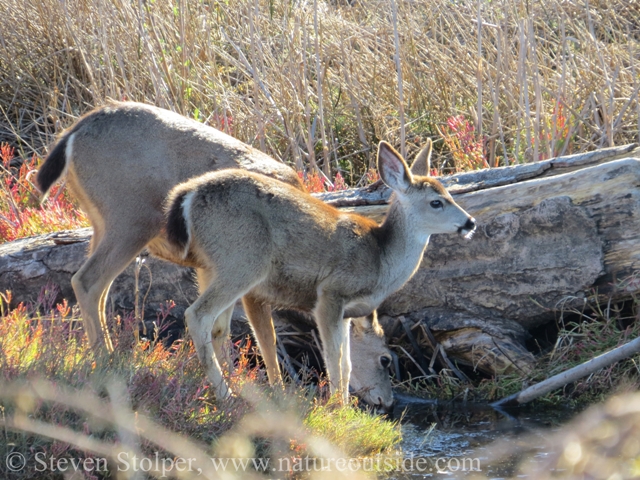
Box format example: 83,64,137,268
313,294,350,405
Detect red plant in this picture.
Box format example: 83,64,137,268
299,170,324,193
331,172,347,191
0,143,88,242
539,100,573,159
211,112,234,135
439,115,488,172
298,170,349,194
365,168,380,184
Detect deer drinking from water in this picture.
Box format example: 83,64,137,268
35,102,394,409
165,141,476,403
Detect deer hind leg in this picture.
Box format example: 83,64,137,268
196,267,234,373
88,225,113,342
186,265,269,400
211,305,234,375
313,294,349,404
72,225,156,352
242,295,282,386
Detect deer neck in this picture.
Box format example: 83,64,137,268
374,199,430,292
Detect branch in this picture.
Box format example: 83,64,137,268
491,335,640,407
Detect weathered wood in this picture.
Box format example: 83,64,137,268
400,309,536,375
0,229,199,328
319,143,640,206
492,335,640,407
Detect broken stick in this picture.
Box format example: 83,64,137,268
491,336,640,407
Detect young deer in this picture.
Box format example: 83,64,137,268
165,141,476,403
36,102,394,409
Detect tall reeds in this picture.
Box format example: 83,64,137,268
0,0,637,179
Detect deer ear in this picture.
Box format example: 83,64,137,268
377,142,411,192
351,312,385,338
410,138,432,177
351,316,369,337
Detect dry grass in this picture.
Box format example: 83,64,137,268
0,0,638,181
390,292,640,407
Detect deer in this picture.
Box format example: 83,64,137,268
164,140,476,404
35,101,395,409
214,307,393,409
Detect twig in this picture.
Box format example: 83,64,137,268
276,335,299,384
437,344,471,384
401,317,431,375
390,351,401,381
394,345,430,379
313,0,330,176
490,337,528,376
476,0,482,137
309,329,324,370
420,323,470,384
133,255,152,339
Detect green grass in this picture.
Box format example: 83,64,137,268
0,290,401,479
305,397,401,458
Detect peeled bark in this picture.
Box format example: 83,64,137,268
492,335,640,407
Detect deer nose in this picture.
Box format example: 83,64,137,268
376,397,395,414
458,217,476,235
465,217,476,231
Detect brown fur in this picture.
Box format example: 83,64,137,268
36,101,302,353
166,140,476,403
36,101,395,408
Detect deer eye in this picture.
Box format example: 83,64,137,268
430,200,443,209
380,355,392,369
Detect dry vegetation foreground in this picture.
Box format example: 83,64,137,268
0,295,402,479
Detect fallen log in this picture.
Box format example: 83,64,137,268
1,146,639,376
320,143,639,207
0,228,199,332
375,157,640,328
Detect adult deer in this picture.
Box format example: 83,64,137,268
36,102,394,409
165,141,476,403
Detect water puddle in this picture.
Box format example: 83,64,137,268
385,393,578,479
